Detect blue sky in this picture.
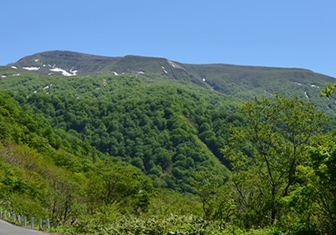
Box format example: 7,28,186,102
1,0,335,77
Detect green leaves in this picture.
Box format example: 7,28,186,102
224,94,326,227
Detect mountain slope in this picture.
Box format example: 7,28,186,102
5,50,336,116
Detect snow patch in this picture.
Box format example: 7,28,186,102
13,73,20,76
112,71,118,75
294,82,302,86
138,71,145,74
43,85,49,90
203,78,206,82
11,66,17,69
49,67,77,76
168,60,176,68
34,90,37,93
311,84,320,88
1,75,7,78
164,70,168,74
305,91,309,98
34,59,40,63
70,67,78,75
23,67,40,71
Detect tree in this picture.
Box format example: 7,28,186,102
88,162,143,208
192,171,223,218
299,138,336,233
222,94,326,227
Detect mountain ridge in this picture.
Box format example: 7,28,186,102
8,50,329,78
4,50,336,115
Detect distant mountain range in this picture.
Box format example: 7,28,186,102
5,50,336,114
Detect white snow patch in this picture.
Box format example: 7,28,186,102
161,66,165,69
70,67,78,75
23,67,40,71
34,90,37,93
112,71,118,75
50,84,53,86
11,66,17,69
138,71,145,74
294,82,302,86
43,64,46,67
1,75,7,78
43,86,49,90
48,64,51,67
49,67,76,76
203,78,206,82
13,73,20,76
168,60,176,68
305,91,309,98
48,73,53,75
164,70,168,74
34,59,40,62
311,84,320,88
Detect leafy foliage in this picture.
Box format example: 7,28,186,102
222,94,327,229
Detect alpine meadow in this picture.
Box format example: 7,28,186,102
0,51,336,234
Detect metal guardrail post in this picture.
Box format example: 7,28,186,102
4,211,6,220
31,217,34,228
18,215,21,224
8,212,11,220
39,218,42,229
24,216,27,226
46,219,50,228
13,213,15,223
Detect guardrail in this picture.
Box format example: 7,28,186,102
0,209,54,230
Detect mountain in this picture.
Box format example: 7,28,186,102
5,50,336,115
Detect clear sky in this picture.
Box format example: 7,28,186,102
1,0,335,77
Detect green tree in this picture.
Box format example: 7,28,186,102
298,138,336,233
88,162,143,207
222,94,326,228
192,171,223,218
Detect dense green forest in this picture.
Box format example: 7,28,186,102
0,66,336,234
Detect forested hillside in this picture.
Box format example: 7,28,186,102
15,92,244,192
0,91,208,233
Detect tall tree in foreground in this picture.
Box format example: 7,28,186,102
222,94,326,228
